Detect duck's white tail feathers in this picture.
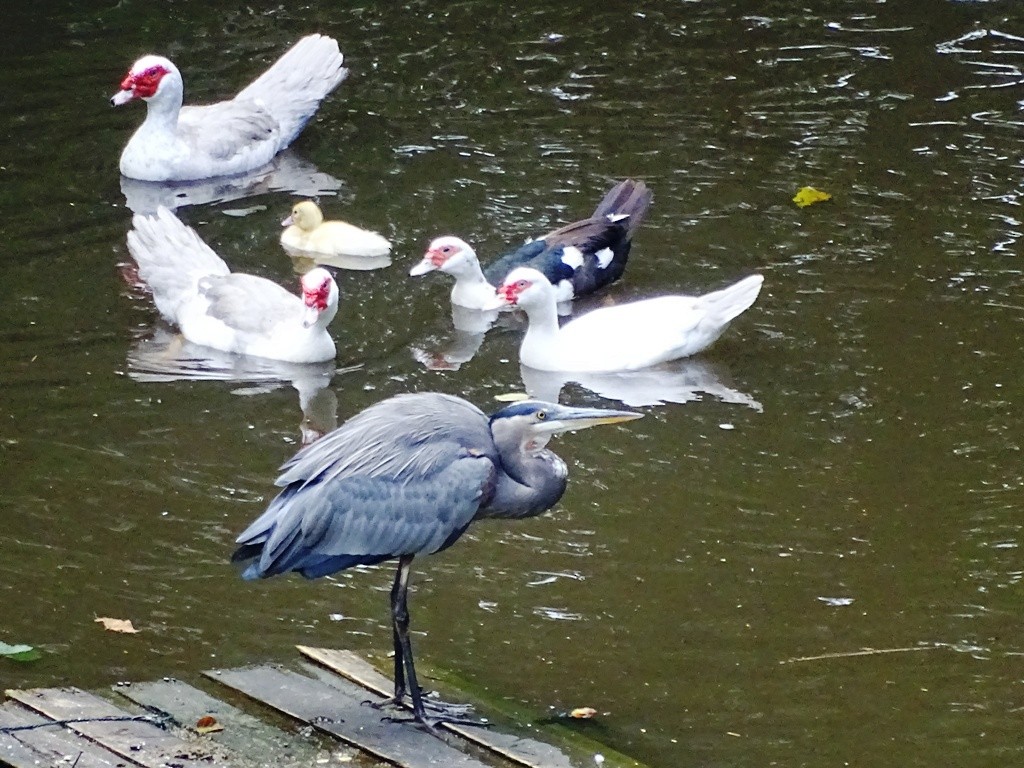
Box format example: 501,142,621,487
127,207,230,323
698,274,764,326
236,34,348,148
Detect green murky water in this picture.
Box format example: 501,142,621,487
2,2,1023,766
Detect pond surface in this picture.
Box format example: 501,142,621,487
2,1,1023,766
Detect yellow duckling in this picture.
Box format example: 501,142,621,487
281,200,392,259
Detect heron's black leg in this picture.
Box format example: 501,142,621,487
389,558,409,703
390,555,430,723
386,555,491,731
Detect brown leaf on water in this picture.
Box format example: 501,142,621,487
94,617,140,634
569,706,597,719
195,715,224,734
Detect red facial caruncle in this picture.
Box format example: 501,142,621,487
498,279,529,306
426,242,458,267
302,274,332,311
122,65,168,99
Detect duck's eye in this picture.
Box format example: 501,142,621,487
441,245,453,254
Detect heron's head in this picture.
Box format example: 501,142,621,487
283,200,324,231
410,236,479,277
490,400,642,454
490,267,554,311
111,55,180,106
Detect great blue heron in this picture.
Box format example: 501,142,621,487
232,392,642,727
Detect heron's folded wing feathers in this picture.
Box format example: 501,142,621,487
275,392,495,487
248,454,496,578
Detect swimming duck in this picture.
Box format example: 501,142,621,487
490,267,764,372
281,200,392,258
111,35,348,181
410,179,651,310
126,207,339,363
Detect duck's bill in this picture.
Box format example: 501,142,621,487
409,258,437,277
478,293,509,312
281,215,294,227
110,90,136,106
302,305,320,328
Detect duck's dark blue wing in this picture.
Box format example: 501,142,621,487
482,239,548,286
483,179,652,299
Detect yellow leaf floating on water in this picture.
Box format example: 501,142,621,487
792,186,832,208
569,706,598,719
493,392,530,403
95,617,140,634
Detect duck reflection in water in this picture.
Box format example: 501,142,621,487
120,150,344,215
520,358,763,410
409,304,499,371
126,325,352,444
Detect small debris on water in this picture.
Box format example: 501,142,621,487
818,596,854,607
719,423,735,430
222,205,267,217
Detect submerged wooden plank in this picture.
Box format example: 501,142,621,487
298,646,577,768
5,686,234,768
205,664,490,768
0,699,129,768
114,678,325,768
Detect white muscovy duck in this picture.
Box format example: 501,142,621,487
281,200,392,258
126,207,339,363
410,179,651,310
490,268,764,372
111,34,348,182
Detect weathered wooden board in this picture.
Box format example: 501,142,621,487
5,686,233,768
298,646,579,768
114,677,326,768
0,699,129,768
205,663,491,768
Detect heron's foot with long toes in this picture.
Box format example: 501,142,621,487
365,694,491,729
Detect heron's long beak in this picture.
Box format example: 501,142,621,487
538,404,643,435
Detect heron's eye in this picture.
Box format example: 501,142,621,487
536,411,547,421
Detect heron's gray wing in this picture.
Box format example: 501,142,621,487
238,452,496,579
275,392,497,488
199,273,303,335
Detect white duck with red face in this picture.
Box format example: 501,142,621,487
127,207,339,364
491,267,764,373
410,236,497,309
111,35,348,182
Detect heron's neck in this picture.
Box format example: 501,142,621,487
486,448,568,519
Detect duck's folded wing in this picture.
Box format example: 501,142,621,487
198,273,302,335
179,102,279,162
